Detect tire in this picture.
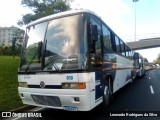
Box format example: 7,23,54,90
102,76,113,108
130,78,133,84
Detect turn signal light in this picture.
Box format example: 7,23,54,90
62,83,86,89
19,82,28,88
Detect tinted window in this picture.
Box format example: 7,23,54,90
120,40,125,56
102,24,112,51
115,36,121,53
125,46,131,59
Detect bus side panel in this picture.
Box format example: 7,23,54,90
113,55,133,93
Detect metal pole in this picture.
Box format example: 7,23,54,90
133,0,139,41
134,2,136,41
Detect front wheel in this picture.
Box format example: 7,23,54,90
102,76,113,108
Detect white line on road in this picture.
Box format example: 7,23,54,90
150,86,154,94
31,107,45,112
12,116,21,120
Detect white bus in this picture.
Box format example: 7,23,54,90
18,9,135,111
133,52,145,77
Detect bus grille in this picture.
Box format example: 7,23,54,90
31,95,62,107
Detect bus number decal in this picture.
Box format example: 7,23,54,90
66,76,73,80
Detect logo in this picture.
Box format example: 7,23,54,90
1,112,42,118
40,81,45,88
2,112,11,117
66,75,73,80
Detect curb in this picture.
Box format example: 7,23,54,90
10,105,36,112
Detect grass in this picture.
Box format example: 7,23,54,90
0,56,24,111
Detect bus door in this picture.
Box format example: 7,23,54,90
89,15,103,101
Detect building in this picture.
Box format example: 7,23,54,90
0,26,20,46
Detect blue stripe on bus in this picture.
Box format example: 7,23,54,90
95,72,103,100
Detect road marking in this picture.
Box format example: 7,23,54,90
32,107,45,112
150,86,154,94
12,118,20,120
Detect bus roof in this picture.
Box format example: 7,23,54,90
27,9,100,27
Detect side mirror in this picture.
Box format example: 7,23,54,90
92,25,98,42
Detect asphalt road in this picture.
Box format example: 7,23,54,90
3,68,160,120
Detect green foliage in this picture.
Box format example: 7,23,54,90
0,28,25,56
18,0,72,26
12,29,25,57
15,28,25,43
0,56,23,111
0,46,12,56
144,58,148,63
155,53,160,64
0,44,22,56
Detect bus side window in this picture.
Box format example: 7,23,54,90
115,36,121,53
128,50,132,59
125,46,130,59
120,40,126,56
110,33,116,52
102,25,112,51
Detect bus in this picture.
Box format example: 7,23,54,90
133,52,145,77
18,9,135,111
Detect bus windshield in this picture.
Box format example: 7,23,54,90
20,14,88,72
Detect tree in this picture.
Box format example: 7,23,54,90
0,46,12,56
15,28,25,44
17,0,72,26
144,58,148,63
155,53,160,64
12,28,25,58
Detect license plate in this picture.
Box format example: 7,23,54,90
63,106,78,111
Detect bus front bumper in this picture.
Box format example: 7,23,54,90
18,87,91,111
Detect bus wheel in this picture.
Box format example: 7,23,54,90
102,76,113,108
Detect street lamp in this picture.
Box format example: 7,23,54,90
133,0,139,41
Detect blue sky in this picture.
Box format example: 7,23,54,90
0,0,160,62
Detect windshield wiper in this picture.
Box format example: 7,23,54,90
46,56,60,71
44,39,60,72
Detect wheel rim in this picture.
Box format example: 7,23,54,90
104,85,110,105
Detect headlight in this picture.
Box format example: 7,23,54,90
19,82,28,87
62,83,86,89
